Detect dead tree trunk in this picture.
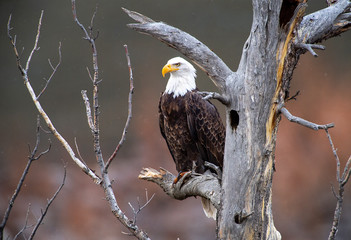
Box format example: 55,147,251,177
125,0,351,239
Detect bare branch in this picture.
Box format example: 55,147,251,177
297,0,351,45
105,45,134,171
294,43,325,57
86,67,94,82
122,8,155,24
325,129,341,182
286,90,300,102
0,117,50,238
13,204,33,240
71,0,92,43
7,14,25,76
7,11,101,184
25,10,43,72
341,156,351,187
28,166,66,240
278,104,334,130
32,139,51,161
139,167,221,210
74,137,87,167
326,129,351,240
88,4,98,39
123,8,233,91
72,0,102,170
128,189,155,225
37,42,62,99
71,3,150,239
197,91,230,106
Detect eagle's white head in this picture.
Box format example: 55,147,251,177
162,57,197,97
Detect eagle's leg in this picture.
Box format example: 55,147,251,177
173,171,192,185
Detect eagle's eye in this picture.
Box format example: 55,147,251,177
174,63,181,67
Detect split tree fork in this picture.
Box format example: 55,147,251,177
124,1,351,239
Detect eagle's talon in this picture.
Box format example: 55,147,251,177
204,162,222,180
173,171,192,189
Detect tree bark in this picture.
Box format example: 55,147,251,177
218,1,283,238
125,0,351,239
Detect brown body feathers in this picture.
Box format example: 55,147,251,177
159,90,225,174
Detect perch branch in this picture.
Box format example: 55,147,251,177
325,129,351,240
105,44,134,172
139,167,221,209
7,11,101,184
278,103,334,130
123,8,233,91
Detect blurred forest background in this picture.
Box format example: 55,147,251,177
1,1,351,239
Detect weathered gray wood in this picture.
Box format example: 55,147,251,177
219,0,282,238
296,0,351,44
139,168,221,209
123,8,233,92
279,105,334,130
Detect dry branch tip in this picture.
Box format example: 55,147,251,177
122,8,155,24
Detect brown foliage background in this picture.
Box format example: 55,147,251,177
0,1,350,239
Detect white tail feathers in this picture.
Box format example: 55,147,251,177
201,197,217,220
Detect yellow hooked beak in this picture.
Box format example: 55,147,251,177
162,64,179,77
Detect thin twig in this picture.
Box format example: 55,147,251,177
128,189,155,225
71,1,91,43
7,12,101,184
74,137,87,166
341,156,351,186
37,42,62,99
13,204,33,240
278,103,334,130
198,91,230,105
32,139,51,161
25,10,43,72
0,117,50,238
286,90,300,102
86,67,94,82
325,129,341,182
295,42,326,57
326,129,351,240
28,166,66,240
7,14,25,76
89,5,99,40
105,45,134,172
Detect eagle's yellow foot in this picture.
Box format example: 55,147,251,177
173,171,191,185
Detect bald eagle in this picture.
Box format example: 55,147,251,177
159,57,225,219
